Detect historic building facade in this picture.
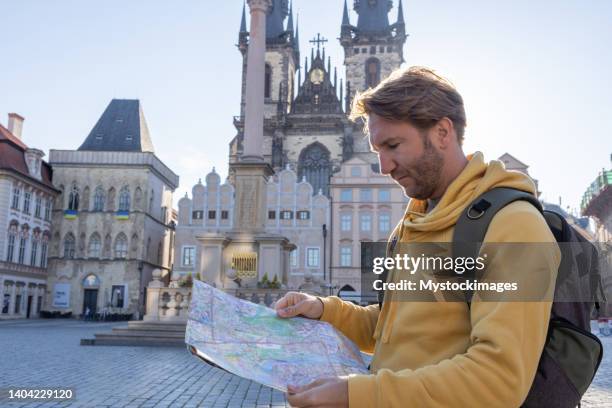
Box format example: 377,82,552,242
229,0,407,195
0,113,59,319
329,157,408,300
45,99,179,319
172,1,408,303
174,166,329,290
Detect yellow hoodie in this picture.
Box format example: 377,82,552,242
319,152,561,407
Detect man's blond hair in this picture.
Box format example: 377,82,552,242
349,66,467,144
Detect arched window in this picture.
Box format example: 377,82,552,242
63,233,76,259
118,186,130,211
149,190,154,213
114,233,128,258
68,184,79,211
365,58,381,88
264,64,272,98
93,186,105,211
298,142,332,196
88,233,101,258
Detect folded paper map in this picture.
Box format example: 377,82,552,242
185,280,369,392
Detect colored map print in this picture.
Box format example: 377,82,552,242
185,280,369,392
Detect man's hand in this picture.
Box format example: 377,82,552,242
287,376,349,408
275,291,324,320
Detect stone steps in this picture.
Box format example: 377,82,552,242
81,320,187,347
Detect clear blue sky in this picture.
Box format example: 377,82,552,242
1,0,611,214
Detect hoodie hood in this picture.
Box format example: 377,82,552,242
401,151,536,234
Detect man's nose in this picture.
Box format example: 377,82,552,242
378,152,396,176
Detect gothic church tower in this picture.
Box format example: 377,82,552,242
341,0,406,97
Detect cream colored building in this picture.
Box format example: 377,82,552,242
174,166,330,290
329,157,408,302
1,113,59,319
45,99,179,319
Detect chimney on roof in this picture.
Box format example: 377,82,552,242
8,113,24,140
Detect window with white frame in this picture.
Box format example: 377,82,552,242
340,189,353,202
11,187,21,210
340,246,352,267
378,189,391,202
68,184,79,210
88,234,101,258
360,189,372,203
23,192,31,214
30,240,38,266
350,166,361,177
34,196,42,218
6,231,17,262
115,234,128,258
378,214,391,233
93,186,105,211
306,248,320,268
18,233,28,264
360,213,372,231
40,241,48,267
290,248,298,267
63,233,75,259
182,246,195,266
340,214,352,231
44,200,52,220
281,210,293,220
118,186,130,211
297,210,310,220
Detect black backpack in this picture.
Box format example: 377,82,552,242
453,187,605,408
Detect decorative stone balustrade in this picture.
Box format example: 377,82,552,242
143,270,297,322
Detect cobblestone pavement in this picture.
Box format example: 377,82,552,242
0,319,610,407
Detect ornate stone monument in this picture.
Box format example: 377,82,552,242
197,0,295,290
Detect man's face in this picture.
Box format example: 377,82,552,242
369,113,444,200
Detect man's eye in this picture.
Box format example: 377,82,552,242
388,143,399,149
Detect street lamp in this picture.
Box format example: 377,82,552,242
322,224,327,283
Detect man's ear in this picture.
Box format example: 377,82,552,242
436,117,455,149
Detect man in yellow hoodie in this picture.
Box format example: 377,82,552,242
276,66,560,407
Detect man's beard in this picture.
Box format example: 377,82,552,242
395,139,444,200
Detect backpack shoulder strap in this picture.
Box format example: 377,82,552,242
452,187,543,303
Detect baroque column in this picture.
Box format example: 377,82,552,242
242,0,271,162
231,0,274,232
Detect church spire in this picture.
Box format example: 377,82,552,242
239,1,247,33
397,0,405,24
287,0,294,33
342,0,350,26
294,14,300,49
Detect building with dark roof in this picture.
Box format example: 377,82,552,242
1,113,59,319
45,99,179,319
